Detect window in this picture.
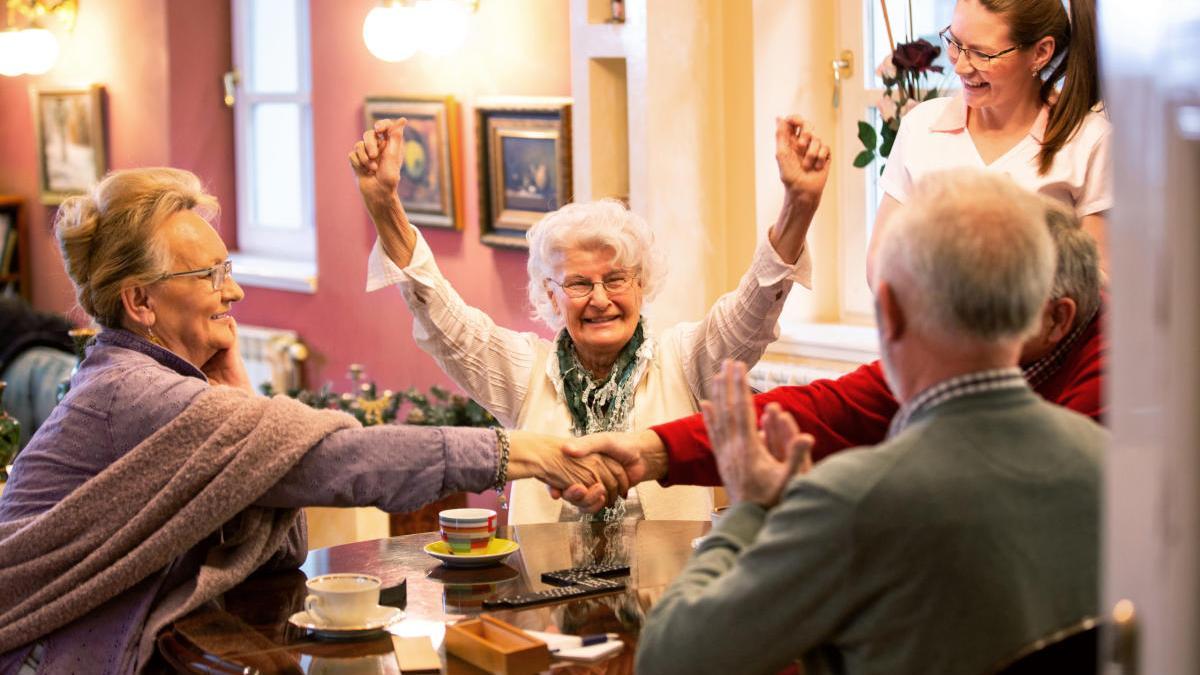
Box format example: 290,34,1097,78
230,0,317,292
834,0,954,319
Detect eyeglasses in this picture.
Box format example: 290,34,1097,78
939,27,1023,72
547,271,638,298
158,260,233,292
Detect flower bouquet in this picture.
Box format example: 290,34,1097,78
855,34,946,172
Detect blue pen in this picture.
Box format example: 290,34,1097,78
550,633,619,652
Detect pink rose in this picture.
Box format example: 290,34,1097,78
877,94,899,122
876,54,898,81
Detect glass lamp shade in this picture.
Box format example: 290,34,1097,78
414,0,469,56
363,4,420,63
18,29,60,75
0,31,27,77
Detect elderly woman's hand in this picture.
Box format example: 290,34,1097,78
349,118,406,206
766,116,832,264
775,115,831,205
506,430,631,508
349,118,421,268
201,317,255,392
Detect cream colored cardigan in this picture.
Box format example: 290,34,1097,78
367,230,809,524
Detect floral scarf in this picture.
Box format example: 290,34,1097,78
555,319,649,522
555,319,647,437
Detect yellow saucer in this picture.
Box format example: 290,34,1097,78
424,538,519,568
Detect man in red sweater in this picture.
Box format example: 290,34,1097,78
560,200,1104,502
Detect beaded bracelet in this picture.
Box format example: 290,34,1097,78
493,427,510,510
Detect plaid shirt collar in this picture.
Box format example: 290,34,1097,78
1021,308,1098,389
888,367,1028,438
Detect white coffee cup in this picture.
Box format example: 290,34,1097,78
304,573,382,627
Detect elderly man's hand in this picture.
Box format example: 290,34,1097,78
701,361,813,508
349,118,406,205
775,115,831,206
548,431,667,513
506,431,630,508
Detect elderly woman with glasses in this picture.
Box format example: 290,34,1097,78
0,168,624,673
870,0,1111,278
350,117,830,524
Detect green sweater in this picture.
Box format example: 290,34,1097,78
636,386,1105,675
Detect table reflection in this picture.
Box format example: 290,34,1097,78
159,520,709,674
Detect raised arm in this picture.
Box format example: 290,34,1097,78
675,118,832,395
349,119,537,425
349,118,419,269
767,115,831,264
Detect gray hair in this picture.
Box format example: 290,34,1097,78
877,170,1055,343
1041,197,1101,326
525,199,666,331
54,167,219,328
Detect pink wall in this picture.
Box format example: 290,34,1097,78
0,0,570,513
0,0,569,393
0,0,171,320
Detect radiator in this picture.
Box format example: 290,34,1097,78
236,324,307,393
748,360,851,392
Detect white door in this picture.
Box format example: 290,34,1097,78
1100,1,1200,673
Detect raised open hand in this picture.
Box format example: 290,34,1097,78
775,115,832,206
700,360,813,508
348,118,406,205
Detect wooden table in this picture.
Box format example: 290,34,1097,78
158,520,710,674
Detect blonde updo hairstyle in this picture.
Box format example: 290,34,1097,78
55,167,219,328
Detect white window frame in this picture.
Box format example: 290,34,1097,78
229,0,317,293
834,0,884,324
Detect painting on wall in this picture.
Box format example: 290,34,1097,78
363,96,462,230
34,86,107,206
475,99,572,249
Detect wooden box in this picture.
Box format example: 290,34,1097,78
444,616,551,675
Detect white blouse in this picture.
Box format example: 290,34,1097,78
881,95,1112,217
366,229,810,524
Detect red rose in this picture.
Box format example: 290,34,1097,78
892,38,943,73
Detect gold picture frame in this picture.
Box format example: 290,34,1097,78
364,95,463,230
34,85,107,206
475,99,572,249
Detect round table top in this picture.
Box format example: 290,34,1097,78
160,519,711,674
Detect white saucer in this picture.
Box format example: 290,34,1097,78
288,605,404,638
423,538,520,568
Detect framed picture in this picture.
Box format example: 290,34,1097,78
34,86,107,206
475,99,572,249
364,95,462,230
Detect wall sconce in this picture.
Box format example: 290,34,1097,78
363,0,478,63
0,0,76,77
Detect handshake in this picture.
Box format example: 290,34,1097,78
508,361,815,513
507,428,666,514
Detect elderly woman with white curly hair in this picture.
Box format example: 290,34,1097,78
350,116,830,524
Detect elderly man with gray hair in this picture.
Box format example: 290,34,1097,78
635,169,1106,675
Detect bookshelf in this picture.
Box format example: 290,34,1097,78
0,196,28,301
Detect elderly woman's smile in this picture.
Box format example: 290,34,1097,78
550,246,644,375
145,210,244,368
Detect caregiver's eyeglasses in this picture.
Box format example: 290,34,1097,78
939,27,1024,72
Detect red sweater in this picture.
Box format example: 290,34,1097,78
654,309,1105,486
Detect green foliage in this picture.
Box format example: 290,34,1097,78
261,380,497,428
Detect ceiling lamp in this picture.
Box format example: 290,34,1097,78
363,0,477,63
0,0,77,77
363,2,419,63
